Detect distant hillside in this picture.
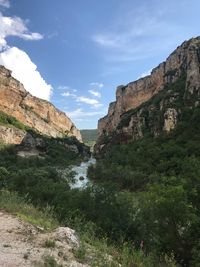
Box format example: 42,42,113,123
80,129,98,143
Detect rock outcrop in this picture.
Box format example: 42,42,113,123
96,37,200,153
0,66,82,141
0,126,26,145
163,108,178,132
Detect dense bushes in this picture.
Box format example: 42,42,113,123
87,107,200,266
1,107,200,265
0,142,178,266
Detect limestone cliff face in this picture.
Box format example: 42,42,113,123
96,37,200,152
0,126,26,145
0,66,82,141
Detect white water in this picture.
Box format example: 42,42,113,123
70,157,96,188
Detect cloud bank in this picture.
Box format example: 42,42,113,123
0,47,52,100
0,9,52,100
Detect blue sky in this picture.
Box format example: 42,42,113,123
0,0,199,129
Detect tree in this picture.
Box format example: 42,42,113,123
0,167,9,188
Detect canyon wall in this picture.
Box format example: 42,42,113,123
0,66,82,142
96,37,200,152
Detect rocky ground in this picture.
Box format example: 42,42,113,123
0,211,89,267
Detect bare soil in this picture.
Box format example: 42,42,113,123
0,211,89,267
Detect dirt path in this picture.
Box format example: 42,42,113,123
0,211,89,267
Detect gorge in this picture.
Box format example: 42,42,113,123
1,37,200,267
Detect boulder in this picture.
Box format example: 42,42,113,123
53,227,80,248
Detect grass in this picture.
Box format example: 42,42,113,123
74,243,87,263
72,221,178,267
0,190,58,230
0,190,178,267
43,239,56,248
35,255,63,267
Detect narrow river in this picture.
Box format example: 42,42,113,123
70,157,96,188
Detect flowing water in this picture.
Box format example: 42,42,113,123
70,157,96,188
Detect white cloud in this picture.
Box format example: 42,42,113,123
0,9,51,101
0,12,43,49
90,82,104,89
61,91,76,97
61,92,71,97
58,85,77,92
77,97,98,105
0,0,10,8
0,47,52,100
93,34,121,48
65,108,104,119
88,90,101,98
76,96,102,108
59,84,103,108
58,85,70,90
59,85,77,98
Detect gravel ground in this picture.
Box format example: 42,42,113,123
0,211,89,267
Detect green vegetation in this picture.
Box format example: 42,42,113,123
0,190,58,229
43,239,56,248
1,75,200,265
80,129,98,143
42,135,89,166
73,219,177,267
88,106,200,266
81,129,98,151
0,139,175,266
35,255,63,267
0,110,30,130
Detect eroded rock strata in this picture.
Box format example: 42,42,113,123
0,66,82,142
96,37,200,153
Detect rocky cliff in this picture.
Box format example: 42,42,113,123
0,66,82,142
96,37,200,153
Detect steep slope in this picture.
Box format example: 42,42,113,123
96,37,200,152
0,66,82,142
0,211,88,267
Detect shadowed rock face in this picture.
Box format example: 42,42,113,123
96,37,200,152
0,66,82,141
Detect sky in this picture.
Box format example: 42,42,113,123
0,0,199,129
